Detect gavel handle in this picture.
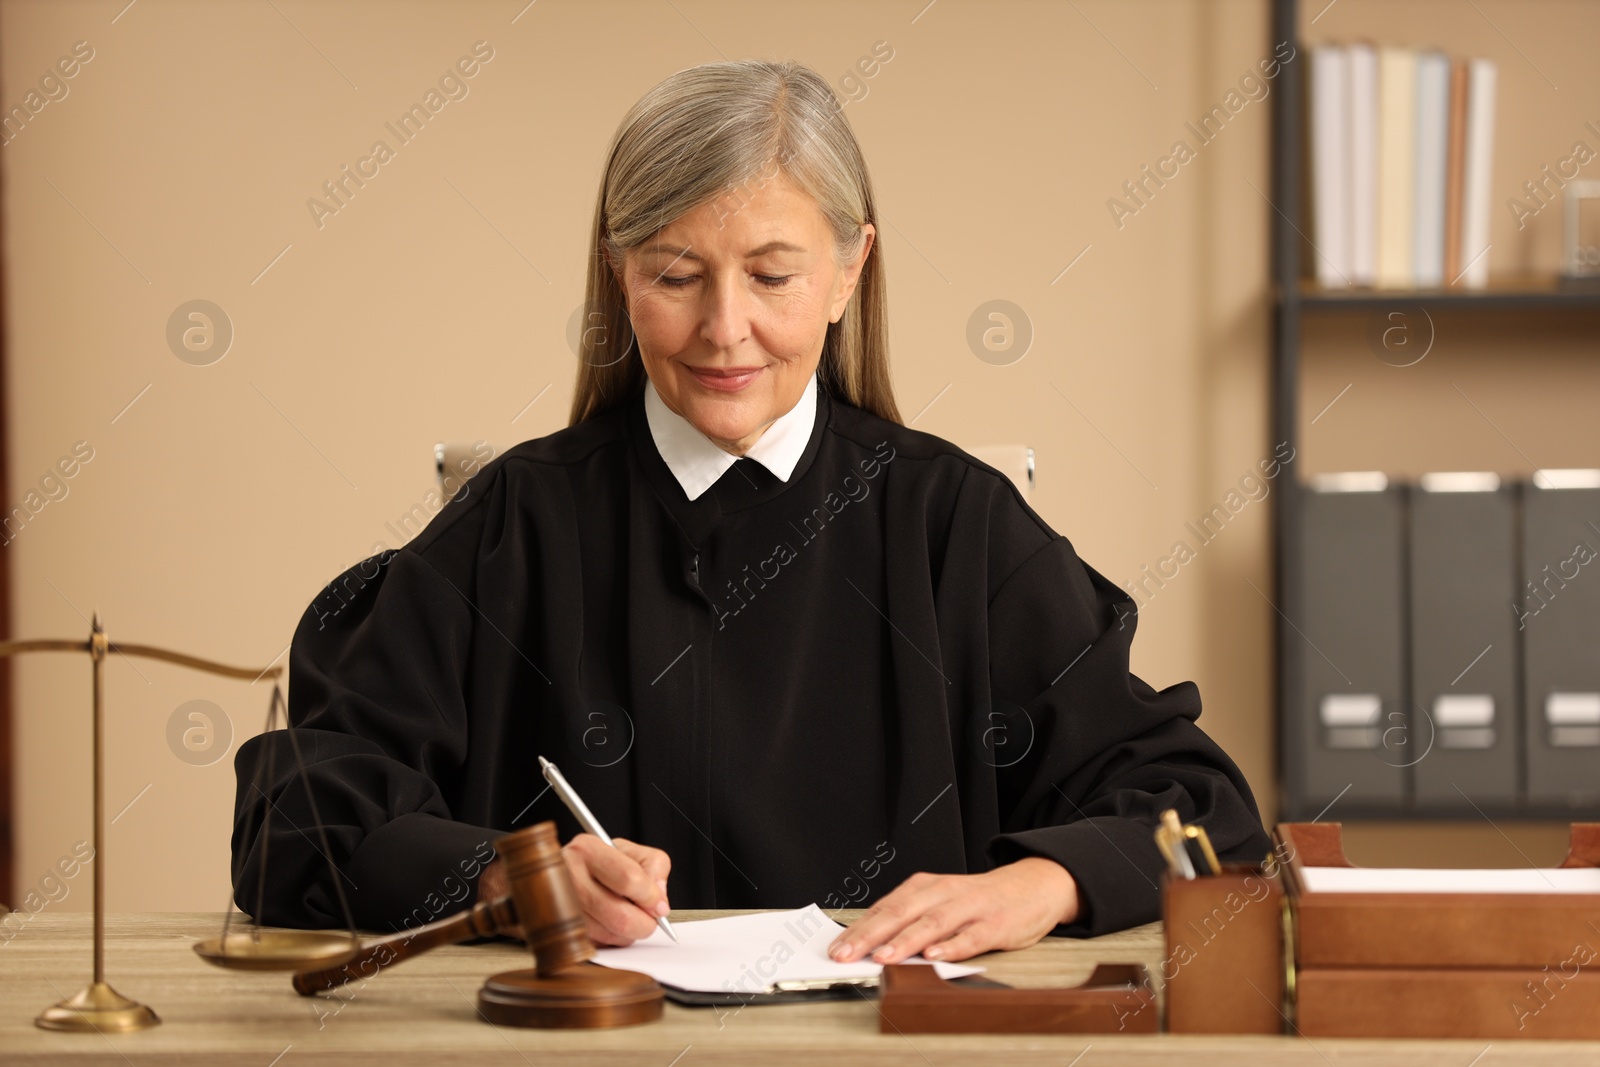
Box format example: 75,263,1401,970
293,895,519,995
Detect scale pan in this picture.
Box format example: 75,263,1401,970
193,931,361,972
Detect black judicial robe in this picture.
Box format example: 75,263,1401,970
231,384,1271,938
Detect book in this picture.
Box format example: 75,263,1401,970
1376,45,1417,288
1443,59,1469,282
1310,46,1351,287
1413,51,1450,287
1458,57,1498,288
1348,42,1379,286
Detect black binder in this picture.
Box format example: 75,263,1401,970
1296,476,1407,809
1407,475,1518,809
1521,471,1600,810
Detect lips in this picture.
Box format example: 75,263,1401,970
685,364,765,393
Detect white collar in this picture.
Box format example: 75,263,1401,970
644,372,818,501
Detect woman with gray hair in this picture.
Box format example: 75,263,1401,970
233,59,1269,964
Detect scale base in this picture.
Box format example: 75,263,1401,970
36,981,160,1032
477,964,663,1028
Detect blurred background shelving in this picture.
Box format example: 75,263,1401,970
1271,0,1600,836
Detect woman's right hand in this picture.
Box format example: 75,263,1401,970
477,833,672,946
560,834,673,945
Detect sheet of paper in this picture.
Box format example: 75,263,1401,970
1300,865,1600,894
590,904,983,994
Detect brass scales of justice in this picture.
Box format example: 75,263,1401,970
5,616,664,1034
1,616,357,1032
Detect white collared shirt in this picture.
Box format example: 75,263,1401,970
643,372,818,501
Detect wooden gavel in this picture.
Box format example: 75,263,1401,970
293,821,662,1028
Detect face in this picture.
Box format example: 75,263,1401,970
609,171,875,455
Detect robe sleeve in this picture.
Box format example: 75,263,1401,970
230,535,503,933
981,531,1272,938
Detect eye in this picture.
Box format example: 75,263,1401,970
653,273,791,288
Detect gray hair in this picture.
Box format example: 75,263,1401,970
570,59,899,426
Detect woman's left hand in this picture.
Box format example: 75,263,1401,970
827,857,1079,964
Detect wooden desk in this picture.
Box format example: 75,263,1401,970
2,911,1595,1064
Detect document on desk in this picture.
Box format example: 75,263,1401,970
590,904,984,994
1300,866,1600,894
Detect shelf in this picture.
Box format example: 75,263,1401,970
1267,0,1600,829
1294,275,1600,312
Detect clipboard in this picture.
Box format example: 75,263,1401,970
661,971,1010,1007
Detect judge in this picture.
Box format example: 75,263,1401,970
232,58,1271,965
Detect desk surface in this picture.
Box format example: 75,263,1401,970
2,911,1596,1064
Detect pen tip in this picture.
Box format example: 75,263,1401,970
538,755,551,771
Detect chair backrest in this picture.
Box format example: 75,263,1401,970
967,444,1035,503
435,442,494,495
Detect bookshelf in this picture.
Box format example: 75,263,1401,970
1269,0,1600,821
1298,276,1600,313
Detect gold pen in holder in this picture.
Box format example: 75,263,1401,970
1155,809,1221,879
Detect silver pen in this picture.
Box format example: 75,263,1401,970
539,755,678,943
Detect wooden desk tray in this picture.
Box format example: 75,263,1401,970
1296,965,1600,1039
1276,822,1600,1040
1274,822,1600,969
877,962,1157,1034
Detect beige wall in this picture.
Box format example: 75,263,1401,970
1,0,1591,914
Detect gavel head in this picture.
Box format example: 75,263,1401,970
495,822,595,976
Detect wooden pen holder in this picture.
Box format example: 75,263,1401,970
1161,864,1286,1034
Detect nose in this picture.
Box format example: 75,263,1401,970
698,271,753,354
